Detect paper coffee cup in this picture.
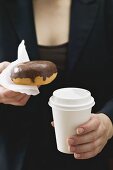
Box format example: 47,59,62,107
48,87,95,154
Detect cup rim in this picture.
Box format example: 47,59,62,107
48,96,95,111
53,87,91,101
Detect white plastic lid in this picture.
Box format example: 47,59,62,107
48,88,95,111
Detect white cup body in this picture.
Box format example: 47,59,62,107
48,87,95,154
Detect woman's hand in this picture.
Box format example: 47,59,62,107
0,61,30,106
0,61,10,73
0,86,30,106
67,113,113,159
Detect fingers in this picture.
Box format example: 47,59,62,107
3,94,30,106
0,85,30,106
67,133,107,159
68,137,104,153
67,114,101,148
51,114,109,159
0,61,10,73
73,145,102,159
9,94,30,106
67,114,110,159
76,114,100,135
73,138,107,159
2,89,22,98
68,131,99,146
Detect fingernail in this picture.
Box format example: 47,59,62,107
76,128,84,135
68,138,74,145
74,153,80,159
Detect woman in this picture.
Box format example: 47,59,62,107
0,0,113,169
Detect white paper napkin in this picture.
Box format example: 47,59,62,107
0,40,39,96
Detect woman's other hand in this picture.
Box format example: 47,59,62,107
67,113,113,159
0,61,30,106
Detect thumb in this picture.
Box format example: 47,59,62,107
51,121,54,127
0,61,10,73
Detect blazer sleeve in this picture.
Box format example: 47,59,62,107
99,0,113,123
106,0,113,52
0,1,20,62
99,100,113,123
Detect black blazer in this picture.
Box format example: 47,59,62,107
0,0,113,118
0,0,113,170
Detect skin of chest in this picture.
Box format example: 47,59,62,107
33,0,72,45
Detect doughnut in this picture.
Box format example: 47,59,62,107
10,60,58,86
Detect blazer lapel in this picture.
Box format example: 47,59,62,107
67,0,99,71
7,0,39,60
8,0,99,66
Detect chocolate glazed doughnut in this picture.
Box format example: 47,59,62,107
10,60,58,86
